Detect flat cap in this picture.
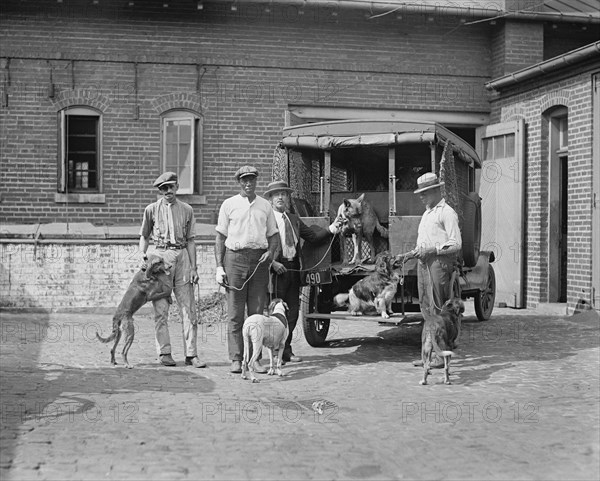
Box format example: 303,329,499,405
234,165,259,181
153,171,178,188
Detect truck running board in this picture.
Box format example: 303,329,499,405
303,312,422,326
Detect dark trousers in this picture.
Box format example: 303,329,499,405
271,258,301,357
224,248,270,361
417,256,455,315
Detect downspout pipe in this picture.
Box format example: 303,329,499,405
485,41,600,91
222,0,600,24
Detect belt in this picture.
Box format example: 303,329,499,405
156,244,185,250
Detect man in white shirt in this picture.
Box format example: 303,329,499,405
400,172,462,368
408,172,462,316
214,166,279,373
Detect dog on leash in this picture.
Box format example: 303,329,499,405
336,193,388,265
96,255,172,368
241,298,290,383
334,252,400,319
419,298,465,385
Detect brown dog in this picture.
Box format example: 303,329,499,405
96,255,172,368
336,193,388,264
334,252,400,319
420,298,465,385
241,298,289,383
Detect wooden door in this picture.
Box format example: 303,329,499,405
476,120,526,308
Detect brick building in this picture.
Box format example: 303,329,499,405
0,0,598,312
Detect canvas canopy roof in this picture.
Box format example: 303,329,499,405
281,119,482,167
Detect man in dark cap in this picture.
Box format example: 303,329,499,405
215,165,279,374
139,171,206,368
265,180,342,363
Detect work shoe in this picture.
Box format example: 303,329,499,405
230,361,242,373
160,354,176,366
185,356,207,368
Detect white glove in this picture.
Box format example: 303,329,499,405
215,266,227,286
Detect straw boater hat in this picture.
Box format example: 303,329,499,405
264,180,294,198
414,172,444,194
234,165,259,181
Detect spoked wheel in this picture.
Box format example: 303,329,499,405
301,286,330,347
474,265,496,321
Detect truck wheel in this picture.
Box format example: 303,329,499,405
462,193,481,268
474,265,495,321
301,286,330,347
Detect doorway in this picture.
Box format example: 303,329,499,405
548,109,568,303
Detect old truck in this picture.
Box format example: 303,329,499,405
272,119,496,346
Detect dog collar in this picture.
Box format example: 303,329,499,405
271,312,288,328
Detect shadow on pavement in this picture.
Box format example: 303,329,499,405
289,311,600,383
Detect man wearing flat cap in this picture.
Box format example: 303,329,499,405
139,171,206,368
265,180,343,363
215,165,279,374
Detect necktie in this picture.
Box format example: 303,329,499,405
167,203,176,245
283,214,294,247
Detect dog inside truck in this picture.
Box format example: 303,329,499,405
274,120,496,346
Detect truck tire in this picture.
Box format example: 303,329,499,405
474,265,496,321
462,193,481,268
301,286,330,347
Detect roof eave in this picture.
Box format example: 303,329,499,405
485,41,600,91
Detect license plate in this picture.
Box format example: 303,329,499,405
301,269,332,286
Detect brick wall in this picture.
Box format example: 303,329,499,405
0,0,492,225
0,240,218,310
489,68,596,312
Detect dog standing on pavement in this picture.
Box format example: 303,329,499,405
336,193,388,264
420,298,465,385
96,255,172,368
334,251,400,319
241,298,289,383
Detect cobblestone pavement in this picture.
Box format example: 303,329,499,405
1,303,599,481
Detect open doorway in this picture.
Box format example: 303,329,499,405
548,109,568,303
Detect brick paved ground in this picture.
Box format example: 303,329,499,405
1,303,598,481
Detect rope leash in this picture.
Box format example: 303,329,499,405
220,256,269,292
278,234,338,273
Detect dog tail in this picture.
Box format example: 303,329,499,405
431,336,454,358
334,293,349,307
376,223,389,239
96,316,119,343
96,331,116,343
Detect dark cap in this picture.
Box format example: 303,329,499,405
234,165,259,181
264,180,294,198
153,171,178,188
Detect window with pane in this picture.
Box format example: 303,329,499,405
58,107,101,192
481,133,515,161
162,111,203,195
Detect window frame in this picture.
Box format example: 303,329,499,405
160,110,203,195
58,106,102,194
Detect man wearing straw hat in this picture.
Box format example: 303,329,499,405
215,165,279,374
264,180,343,364
400,172,462,316
397,172,461,368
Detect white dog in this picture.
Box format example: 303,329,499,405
241,299,289,383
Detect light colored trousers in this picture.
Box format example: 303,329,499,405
147,247,198,357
